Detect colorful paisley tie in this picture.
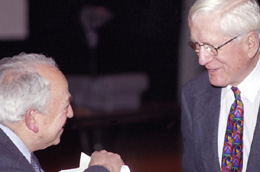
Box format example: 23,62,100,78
221,87,243,172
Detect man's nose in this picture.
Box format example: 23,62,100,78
198,47,214,65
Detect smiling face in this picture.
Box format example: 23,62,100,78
189,13,259,87
36,65,73,148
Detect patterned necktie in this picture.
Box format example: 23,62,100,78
221,87,244,172
31,153,45,172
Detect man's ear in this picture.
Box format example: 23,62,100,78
25,109,39,133
245,31,260,58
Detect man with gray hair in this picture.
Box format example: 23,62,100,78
0,53,123,172
182,0,260,171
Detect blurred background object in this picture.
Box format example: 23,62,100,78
80,5,113,75
0,0,182,103
0,0,28,40
67,73,148,112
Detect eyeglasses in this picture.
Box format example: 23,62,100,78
188,36,238,56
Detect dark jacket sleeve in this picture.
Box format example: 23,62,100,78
84,165,110,172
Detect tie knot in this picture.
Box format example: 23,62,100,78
231,86,241,100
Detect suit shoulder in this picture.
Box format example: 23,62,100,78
182,71,210,93
0,128,34,171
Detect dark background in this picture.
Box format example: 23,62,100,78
0,0,182,103
0,1,184,171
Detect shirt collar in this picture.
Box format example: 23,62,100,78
238,57,260,103
222,57,260,102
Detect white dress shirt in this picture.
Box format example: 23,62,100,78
0,123,31,163
218,58,260,172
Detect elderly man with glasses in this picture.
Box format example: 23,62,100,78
181,0,260,172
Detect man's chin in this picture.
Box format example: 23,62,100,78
51,131,63,146
209,79,226,88
209,76,227,87
51,137,61,146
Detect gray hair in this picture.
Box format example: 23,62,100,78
0,53,58,122
188,0,260,37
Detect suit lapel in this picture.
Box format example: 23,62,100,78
195,86,221,171
246,107,260,171
0,128,32,166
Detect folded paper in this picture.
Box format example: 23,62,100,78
59,152,130,172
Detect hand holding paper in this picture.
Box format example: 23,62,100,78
59,152,130,172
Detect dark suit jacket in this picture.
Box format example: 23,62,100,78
0,128,109,172
181,71,260,172
0,127,35,172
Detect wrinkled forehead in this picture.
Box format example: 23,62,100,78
189,13,223,41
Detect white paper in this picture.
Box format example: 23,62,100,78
59,152,130,172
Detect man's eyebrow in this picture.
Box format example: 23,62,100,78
64,95,72,105
68,95,72,103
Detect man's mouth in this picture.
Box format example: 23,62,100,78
207,68,218,73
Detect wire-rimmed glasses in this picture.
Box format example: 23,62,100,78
188,36,238,56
